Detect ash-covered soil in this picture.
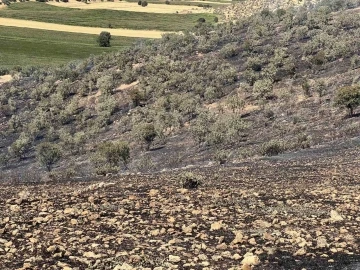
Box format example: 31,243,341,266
0,143,360,270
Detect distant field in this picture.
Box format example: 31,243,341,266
47,0,218,13
0,17,166,38
0,2,217,31
0,26,139,69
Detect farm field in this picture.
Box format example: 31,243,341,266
0,26,140,69
0,17,166,38
0,2,217,31
47,0,221,13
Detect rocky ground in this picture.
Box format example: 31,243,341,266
0,142,360,270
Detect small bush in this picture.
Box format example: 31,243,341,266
137,0,141,4
214,17,219,23
165,0,170,4
301,79,311,97
219,43,239,59
36,142,62,172
214,150,229,165
197,18,206,23
8,133,31,160
141,0,147,6
261,140,284,156
179,172,202,189
312,51,326,66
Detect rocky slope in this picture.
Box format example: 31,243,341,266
1,141,359,269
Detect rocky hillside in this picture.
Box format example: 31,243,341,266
1,0,360,181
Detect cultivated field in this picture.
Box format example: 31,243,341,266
0,26,140,69
0,2,217,31
47,0,217,13
0,1,217,69
0,18,166,38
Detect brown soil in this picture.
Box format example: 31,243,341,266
1,143,359,269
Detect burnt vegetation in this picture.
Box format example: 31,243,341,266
1,0,360,180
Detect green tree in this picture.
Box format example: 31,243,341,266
8,133,31,160
98,31,111,47
335,85,360,116
36,142,62,172
93,141,130,174
136,123,157,150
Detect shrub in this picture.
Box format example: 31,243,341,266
96,74,114,94
179,172,202,189
92,141,130,174
197,18,206,23
314,80,327,97
36,142,62,172
253,78,273,99
8,133,31,160
335,85,360,116
301,79,311,97
141,0,147,6
137,0,141,4
260,140,284,156
350,55,360,69
219,43,239,59
165,0,170,4
129,89,144,107
214,150,229,165
312,51,326,66
214,17,219,23
135,123,157,150
98,31,111,47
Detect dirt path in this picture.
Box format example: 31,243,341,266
0,17,167,38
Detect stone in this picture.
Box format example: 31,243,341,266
210,221,222,231
232,231,243,244
169,255,181,263
241,253,260,266
330,210,343,222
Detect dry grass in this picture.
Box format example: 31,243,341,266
47,0,214,14
0,17,167,38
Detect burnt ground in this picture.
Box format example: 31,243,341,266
0,140,359,270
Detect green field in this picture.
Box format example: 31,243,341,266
0,26,139,69
0,2,217,31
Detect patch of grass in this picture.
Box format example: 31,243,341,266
0,2,216,31
0,26,139,69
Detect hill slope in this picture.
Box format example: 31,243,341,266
1,0,360,180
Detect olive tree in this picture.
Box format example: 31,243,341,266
98,31,111,47
335,85,360,116
36,142,62,172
